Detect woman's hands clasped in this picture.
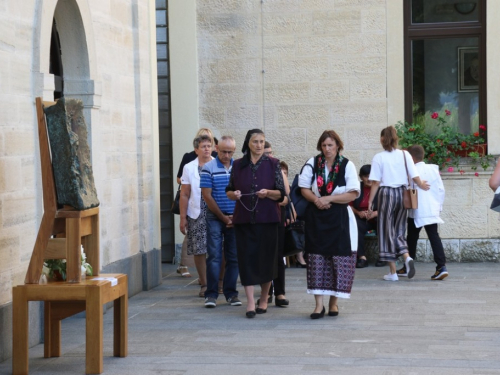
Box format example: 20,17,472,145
314,196,331,210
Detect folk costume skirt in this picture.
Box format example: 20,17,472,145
234,223,279,286
304,203,357,298
376,186,409,262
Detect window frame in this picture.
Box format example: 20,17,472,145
404,0,487,140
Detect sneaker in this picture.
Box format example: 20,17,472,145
405,256,415,279
227,296,241,306
431,266,449,280
383,273,398,281
227,296,242,306
396,267,408,277
204,297,217,308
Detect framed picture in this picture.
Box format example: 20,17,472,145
458,46,479,92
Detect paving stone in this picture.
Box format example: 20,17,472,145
2,262,500,374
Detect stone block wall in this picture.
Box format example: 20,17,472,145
194,0,499,251
196,0,387,174
0,0,159,307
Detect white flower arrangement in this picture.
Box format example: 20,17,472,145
42,245,93,281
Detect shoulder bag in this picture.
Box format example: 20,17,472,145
491,187,500,212
171,185,181,215
402,151,418,209
283,200,306,257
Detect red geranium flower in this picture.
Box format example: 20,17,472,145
326,182,334,194
317,176,324,188
461,141,467,149
479,125,486,130
475,172,479,177
431,112,439,119
445,109,451,116
437,139,443,145
474,132,479,137
409,127,415,132
460,169,465,175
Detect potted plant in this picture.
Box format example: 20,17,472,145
395,110,494,172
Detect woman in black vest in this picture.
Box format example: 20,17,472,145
226,129,286,318
350,164,379,268
298,130,360,319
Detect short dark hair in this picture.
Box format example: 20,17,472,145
193,134,212,149
380,126,398,151
407,144,425,162
264,141,271,149
279,161,288,173
359,164,371,177
316,130,344,152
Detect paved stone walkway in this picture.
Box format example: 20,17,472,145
2,262,500,374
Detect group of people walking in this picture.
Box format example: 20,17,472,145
177,125,451,319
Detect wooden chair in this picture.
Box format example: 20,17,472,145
12,98,128,375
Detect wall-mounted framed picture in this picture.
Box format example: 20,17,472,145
458,46,479,92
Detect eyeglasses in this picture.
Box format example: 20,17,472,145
220,150,235,155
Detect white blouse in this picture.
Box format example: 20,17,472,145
298,157,360,252
369,149,419,187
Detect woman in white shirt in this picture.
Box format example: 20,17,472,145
180,134,214,297
367,126,429,281
299,130,360,319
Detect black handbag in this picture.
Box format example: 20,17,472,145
491,188,500,212
171,185,181,215
283,201,305,257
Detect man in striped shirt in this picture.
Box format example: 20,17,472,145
200,136,240,308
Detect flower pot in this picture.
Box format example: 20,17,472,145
447,143,486,157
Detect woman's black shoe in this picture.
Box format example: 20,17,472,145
310,306,325,319
256,295,272,306
328,306,339,316
356,258,368,268
256,307,267,314
246,310,256,318
375,259,387,267
275,298,289,307
296,262,307,268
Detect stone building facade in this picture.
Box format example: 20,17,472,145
169,0,500,257
0,0,161,361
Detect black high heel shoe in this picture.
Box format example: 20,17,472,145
296,262,307,268
310,306,325,319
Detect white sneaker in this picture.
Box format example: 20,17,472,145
405,256,415,279
383,273,398,281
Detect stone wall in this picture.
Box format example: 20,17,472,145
0,0,160,306
196,0,387,174
194,0,500,247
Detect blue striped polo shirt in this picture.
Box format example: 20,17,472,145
200,156,235,214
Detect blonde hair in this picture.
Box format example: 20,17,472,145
195,128,215,147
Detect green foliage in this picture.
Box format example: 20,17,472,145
396,111,492,171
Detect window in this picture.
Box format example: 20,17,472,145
404,0,486,140
49,19,64,99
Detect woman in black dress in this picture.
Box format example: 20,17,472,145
226,129,285,318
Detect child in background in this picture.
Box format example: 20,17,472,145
398,145,448,280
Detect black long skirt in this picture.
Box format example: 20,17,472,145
234,223,279,286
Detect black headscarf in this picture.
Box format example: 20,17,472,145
241,128,265,155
